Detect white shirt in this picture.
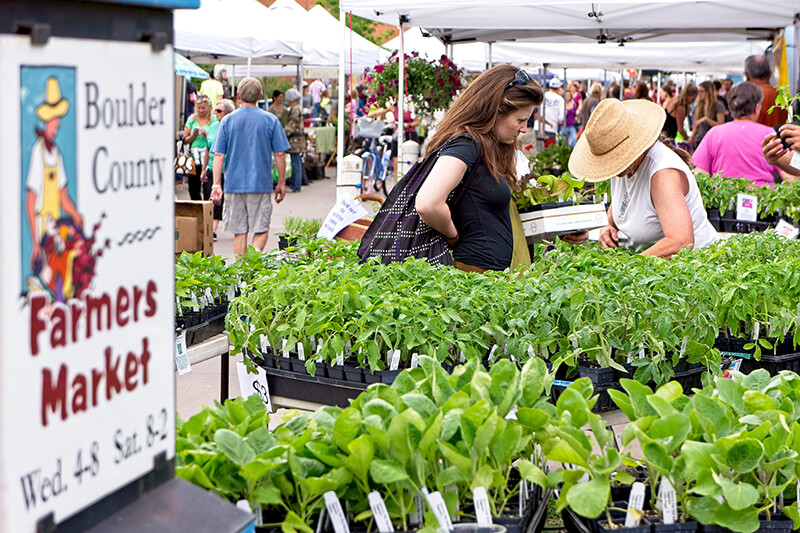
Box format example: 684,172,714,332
611,142,717,251
26,137,67,213
534,91,565,134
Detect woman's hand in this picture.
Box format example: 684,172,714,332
560,229,589,244
779,124,800,152
762,132,786,165
598,226,619,248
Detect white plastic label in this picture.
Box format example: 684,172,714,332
282,339,289,358
368,492,394,532
389,350,401,371
754,322,760,340
323,491,350,533
174,331,191,375
658,478,677,524
625,482,646,527
410,491,425,525
236,359,272,412
790,151,800,171
528,344,535,358
205,287,214,304
488,345,499,362
260,334,269,354
775,219,800,239
176,295,182,316
472,486,493,525
679,336,689,359
345,341,352,355
190,292,199,312
423,489,453,530
227,284,236,301
638,347,645,359
410,353,419,369
736,193,758,222
459,351,466,363
298,342,305,361
336,352,344,366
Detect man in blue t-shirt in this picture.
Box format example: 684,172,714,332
210,77,290,257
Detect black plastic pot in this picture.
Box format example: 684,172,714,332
288,357,308,374
652,521,698,533
578,364,617,385
277,234,299,250
343,364,365,383
701,513,792,533
596,517,651,533
325,363,345,381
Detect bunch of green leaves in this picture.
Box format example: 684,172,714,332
529,138,573,176
175,251,237,311
283,217,323,239
514,172,586,208
769,86,800,124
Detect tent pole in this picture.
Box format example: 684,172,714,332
563,67,568,139
336,6,346,201
619,69,624,99
540,63,548,147
247,57,252,78
794,20,799,96
657,73,661,105
296,62,302,94
398,16,405,150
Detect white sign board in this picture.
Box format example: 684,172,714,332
736,193,758,222
0,36,175,531
236,360,273,412
317,195,368,240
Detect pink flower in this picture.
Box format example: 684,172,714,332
374,64,385,73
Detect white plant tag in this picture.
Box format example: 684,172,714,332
625,482,646,527
239,280,247,290
775,219,800,239
205,287,214,304
368,492,394,532
249,321,255,332
472,487,493,525
227,284,236,301
459,351,466,363
790,150,800,171
410,491,425,525
336,352,344,366
423,489,453,530
753,322,760,340
298,342,305,361
323,491,350,533
345,341,352,355
176,295,182,316
174,332,191,375
282,339,289,358
236,359,272,412
638,347,645,359
389,350,401,371
528,344,535,358
736,193,758,222
260,334,269,354
190,292,199,312
659,478,677,524
679,336,689,359
315,341,322,355
489,345,499,362
411,353,419,368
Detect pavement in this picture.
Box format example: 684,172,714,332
174,167,342,421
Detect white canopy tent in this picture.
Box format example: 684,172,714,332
174,0,303,68
339,0,797,45
231,2,382,78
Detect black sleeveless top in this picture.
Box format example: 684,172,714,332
439,137,512,271
662,111,678,139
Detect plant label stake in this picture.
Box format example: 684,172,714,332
176,295,182,316
345,340,352,355
389,350,401,371
625,482,646,527
775,219,800,239
679,336,688,360
472,487,493,525
753,322,760,340
190,291,199,312
336,351,344,366
410,490,425,525
260,334,269,355
459,351,465,363
368,492,394,532
422,488,453,531
528,344,535,358
282,339,289,358
658,478,677,524
174,331,191,375
227,284,235,301
298,342,305,361
411,353,419,368
736,193,758,222
489,345,499,362
323,491,351,533
315,508,327,533
205,287,214,305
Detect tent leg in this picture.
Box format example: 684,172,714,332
336,7,347,201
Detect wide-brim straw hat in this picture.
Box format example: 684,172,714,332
36,77,69,122
568,98,665,183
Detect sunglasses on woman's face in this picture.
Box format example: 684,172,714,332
506,69,531,89
215,109,224,113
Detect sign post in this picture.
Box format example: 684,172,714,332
0,1,252,531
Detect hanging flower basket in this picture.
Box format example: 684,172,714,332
364,51,463,119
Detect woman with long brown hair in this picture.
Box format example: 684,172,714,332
663,83,697,142
415,64,543,272
689,80,725,148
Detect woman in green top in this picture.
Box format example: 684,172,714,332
182,94,216,200
202,99,235,238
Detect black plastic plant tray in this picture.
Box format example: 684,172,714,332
262,366,367,407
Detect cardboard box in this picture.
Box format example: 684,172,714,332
175,200,214,256
520,203,608,243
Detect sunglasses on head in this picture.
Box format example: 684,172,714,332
506,69,531,89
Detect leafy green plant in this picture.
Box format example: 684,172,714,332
768,85,800,124
283,217,323,239
515,171,585,208
529,138,573,176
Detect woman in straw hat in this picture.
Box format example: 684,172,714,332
416,64,543,272
567,98,717,258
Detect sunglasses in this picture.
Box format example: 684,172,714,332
506,69,531,89
214,109,224,113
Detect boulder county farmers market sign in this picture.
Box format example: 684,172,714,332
0,36,174,531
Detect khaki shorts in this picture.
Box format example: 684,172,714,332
223,192,273,235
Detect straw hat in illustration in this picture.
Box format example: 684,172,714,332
36,77,70,122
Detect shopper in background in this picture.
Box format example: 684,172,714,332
534,77,565,141
658,85,675,109
267,90,286,126
209,77,289,256
199,69,224,109
202,99,235,239
567,98,717,258
745,54,788,127
713,80,731,122
693,82,792,187
416,64,543,273
720,77,733,98
568,81,583,123
564,89,579,147
580,82,604,127
689,81,725,148
183,94,215,201
662,83,697,143
284,88,305,193
634,81,652,101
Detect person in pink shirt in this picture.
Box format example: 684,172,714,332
692,82,795,186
